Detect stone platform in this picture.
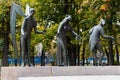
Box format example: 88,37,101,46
18,75,120,80
1,66,120,80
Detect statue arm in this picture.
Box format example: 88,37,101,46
57,21,64,33
89,27,94,35
100,28,114,39
57,18,68,33
72,31,80,39
34,28,44,34
57,24,62,33
69,26,80,39
71,30,78,36
34,22,45,34
21,18,26,35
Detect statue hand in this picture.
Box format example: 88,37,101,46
111,36,115,45
111,36,115,40
56,33,59,37
22,32,27,38
43,30,46,33
76,35,80,40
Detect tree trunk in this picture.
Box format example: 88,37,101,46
107,0,119,65
108,19,114,65
67,37,76,66
107,19,114,65
82,43,85,66
64,0,69,14
72,44,77,65
1,23,10,66
41,50,45,66
115,44,119,65
104,46,109,65
108,40,114,65
113,33,119,65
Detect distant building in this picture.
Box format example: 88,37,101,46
35,43,43,56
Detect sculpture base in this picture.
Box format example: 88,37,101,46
18,76,120,80
1,66,120,80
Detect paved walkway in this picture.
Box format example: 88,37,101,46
19,75,120,80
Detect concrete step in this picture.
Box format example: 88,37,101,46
19,75,120,80
1,66,120,80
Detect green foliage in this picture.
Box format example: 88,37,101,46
0,0,120,61
0,38,3,55
31,23,58,51
0,1,10,31
0,1,11,58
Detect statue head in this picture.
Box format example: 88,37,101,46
29,8,35,17
99,18,105,26
65,15,72,21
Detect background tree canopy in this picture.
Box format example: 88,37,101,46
0,0,120,66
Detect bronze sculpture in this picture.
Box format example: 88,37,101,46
21,7,45,67
56,15,80,66
10,3,45,66
89,18,114,66
10,2,25,65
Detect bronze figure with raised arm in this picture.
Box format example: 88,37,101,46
89,18,114,66
21,8,45,67
56,15,80,66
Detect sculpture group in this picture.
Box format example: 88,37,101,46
10,2,114,67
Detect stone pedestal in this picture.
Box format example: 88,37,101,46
1,66,120,80
1,66,51,80
18,76,120,80
52,66,85,76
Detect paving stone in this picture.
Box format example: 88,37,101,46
85,66,120,75
1,66,120,80
52,66,86,76
1,66,51,80
18,75,120,80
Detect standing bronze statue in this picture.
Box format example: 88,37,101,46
56,15,80,66
89,18,114,66
21,8,45,67
10,2,26,66
10,3,46,66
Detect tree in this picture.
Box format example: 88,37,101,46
0,1,10,66
100,0,120,65
1,0,119,66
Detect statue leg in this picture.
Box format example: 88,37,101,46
56,45,62,66
93,47,97,66
99,52,104,65
21,37,26,67
61,41,67,66
27,38,33,66
97,43,104,66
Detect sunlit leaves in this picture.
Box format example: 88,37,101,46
0,1,10,22
0,0,119,60
31,23,58,51
100,4,107,11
